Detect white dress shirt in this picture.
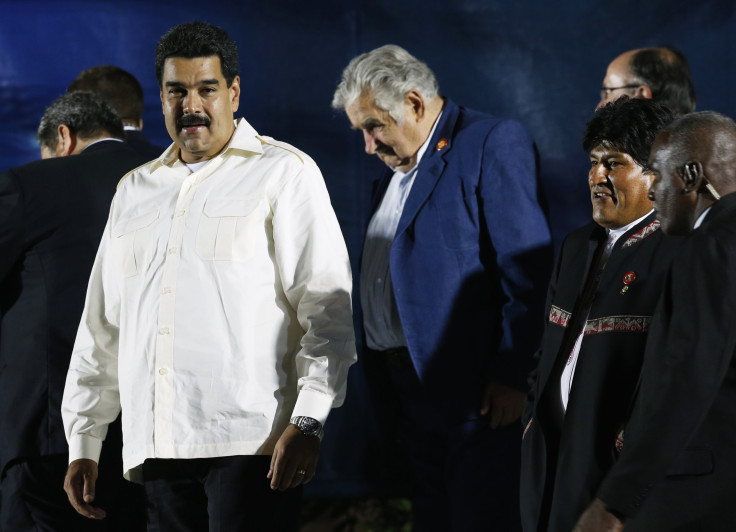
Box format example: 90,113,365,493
560,210,653,410
361,112,442,351
62,118,356,481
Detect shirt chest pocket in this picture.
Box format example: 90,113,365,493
112,209,159,278
196,197,264,261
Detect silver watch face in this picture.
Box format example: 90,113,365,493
293,416,321,436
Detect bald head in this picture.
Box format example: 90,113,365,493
598,47,695,116
648,112,736,234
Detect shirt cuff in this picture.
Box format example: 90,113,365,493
68,434,103,465
290,389,334,426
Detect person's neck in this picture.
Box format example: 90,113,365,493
420,97,444,141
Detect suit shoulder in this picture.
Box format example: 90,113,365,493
457,106,531,138
558,222,598,251
2,156,75,190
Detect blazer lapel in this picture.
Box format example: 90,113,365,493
395,99,458,240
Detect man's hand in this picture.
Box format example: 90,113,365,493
480,380,526,428
64,458,106,519
267,424,320,491
573,498,625,532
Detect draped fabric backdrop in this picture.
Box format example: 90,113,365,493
1,0,734,496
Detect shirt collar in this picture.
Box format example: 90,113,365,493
82,138,124,152
693,206,712,229
151,117,264,172
607,209,654,245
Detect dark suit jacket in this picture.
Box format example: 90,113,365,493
124,129,165,161
597,193,736,531
373,98,552,423
520,214,682,532
0,140,148,475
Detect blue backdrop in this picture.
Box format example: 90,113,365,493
1,0,734,497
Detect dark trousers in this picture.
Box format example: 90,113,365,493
383,349,523,532
142,455,301,532
0,453,145,532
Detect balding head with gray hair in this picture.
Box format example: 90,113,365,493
332,44,439,124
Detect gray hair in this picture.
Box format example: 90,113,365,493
332,44,439,123
37,91,124,151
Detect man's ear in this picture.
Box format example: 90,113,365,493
229,75,241,113
56,124,77,157
636,85,653,100
405,89,426,122
681,161,704,193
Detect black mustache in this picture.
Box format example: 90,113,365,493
177,114,211,129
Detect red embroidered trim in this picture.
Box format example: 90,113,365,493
621,220,660,248
549,305,571,327
549,306,651,334
615,429,625,454
583,315,651,334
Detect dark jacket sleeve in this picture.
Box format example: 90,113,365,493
596,231,736,518
523,234,567,425
0,169,25,282
480,118,553,392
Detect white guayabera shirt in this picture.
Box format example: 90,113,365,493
62,118,356,481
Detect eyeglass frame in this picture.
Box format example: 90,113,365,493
599,84,642,101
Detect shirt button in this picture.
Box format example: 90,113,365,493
168,247,177,255
158,368,168,375
176,210,186,217
162,286,173,294
159,327,170,335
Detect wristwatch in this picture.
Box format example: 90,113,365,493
290,416,324,440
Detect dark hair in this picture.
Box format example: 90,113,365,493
37,91,124,150
155,21,239,87
67,65,144,124
583,96,674,169
630,46,695,116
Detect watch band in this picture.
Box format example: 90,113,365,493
290,416,324,441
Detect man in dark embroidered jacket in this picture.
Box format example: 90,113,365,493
574,112,736,531
520,97,681,532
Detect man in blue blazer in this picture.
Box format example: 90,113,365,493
333,45,553,531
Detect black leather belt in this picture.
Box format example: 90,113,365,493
380,346,413,369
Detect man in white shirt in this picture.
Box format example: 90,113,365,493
62,21,356,531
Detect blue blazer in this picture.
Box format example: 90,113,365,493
373,99,553,422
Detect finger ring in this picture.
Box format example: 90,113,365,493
296,468,307,475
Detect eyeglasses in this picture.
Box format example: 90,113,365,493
599,84,641,100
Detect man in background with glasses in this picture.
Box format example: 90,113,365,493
597,47,695,116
